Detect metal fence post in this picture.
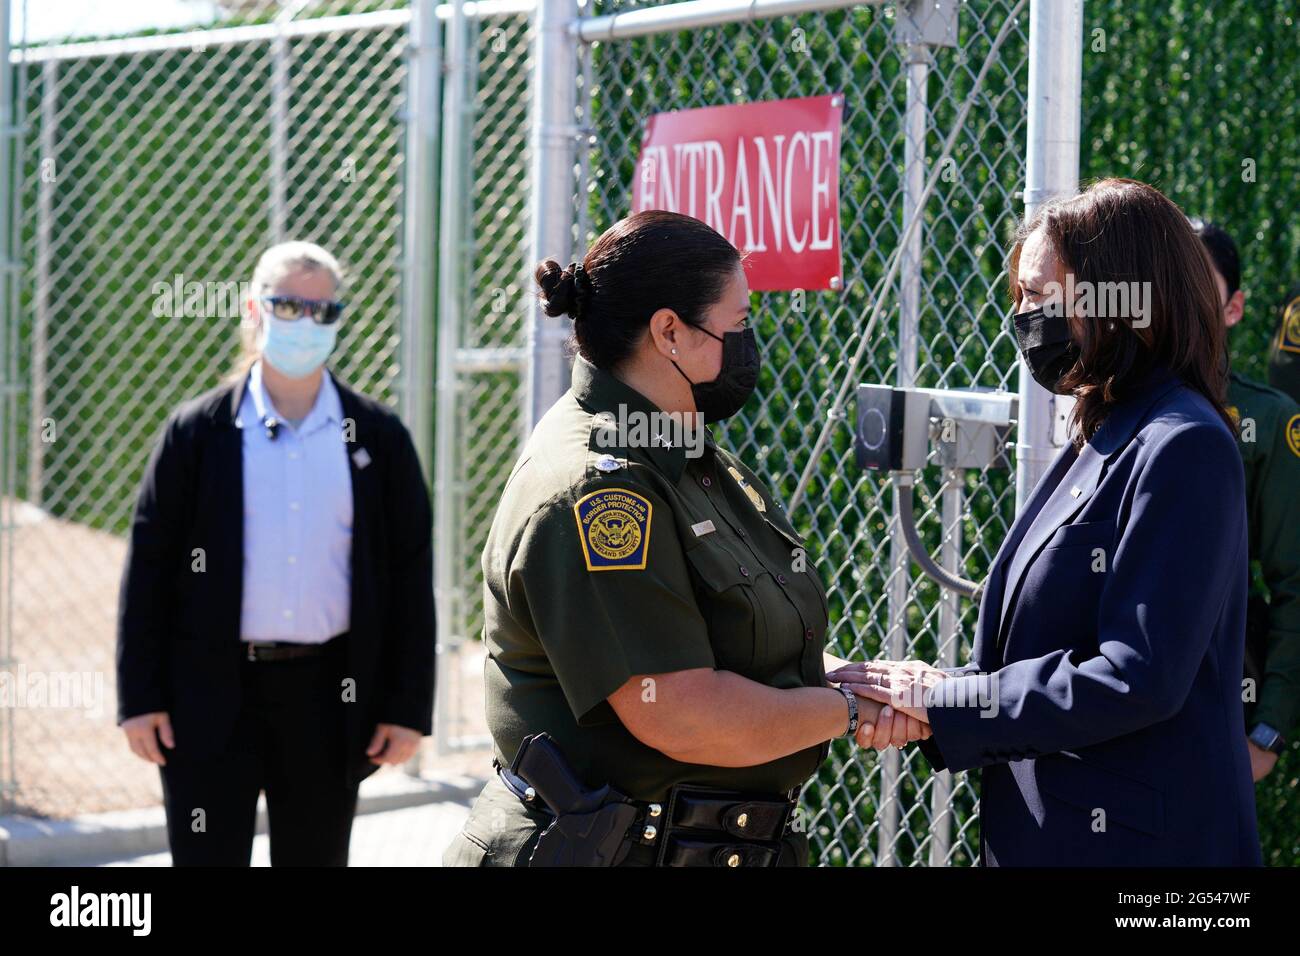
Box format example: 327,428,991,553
402,0,442,770
434,0,470,755
524,0,579,431
402,0,440,482
929,467,963,865
1017,0,1083,509
879,32,931,868
30,61,54,508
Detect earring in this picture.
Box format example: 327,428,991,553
671,348,678,355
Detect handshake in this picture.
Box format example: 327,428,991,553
827,659,949,751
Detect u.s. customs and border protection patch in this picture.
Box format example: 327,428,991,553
573,488,652,571
1286,413,1300,459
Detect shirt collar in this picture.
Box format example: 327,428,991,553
239,359,343,435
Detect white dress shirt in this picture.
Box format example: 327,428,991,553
237,360,353,643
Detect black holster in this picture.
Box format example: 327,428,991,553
508,733,640,867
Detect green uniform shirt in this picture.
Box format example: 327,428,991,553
1227,371,1300,737
478,355,832,804
1267,288,1300,404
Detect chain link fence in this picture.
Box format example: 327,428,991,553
431,1,533,755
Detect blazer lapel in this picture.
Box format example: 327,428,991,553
997,441,1106,637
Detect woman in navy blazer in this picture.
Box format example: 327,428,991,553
832,179,1262,866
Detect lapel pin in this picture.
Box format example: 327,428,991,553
352,448,372,469
1070,485,1082,498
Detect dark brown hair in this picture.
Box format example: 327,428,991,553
1009,178,1232,445
534,210,741,369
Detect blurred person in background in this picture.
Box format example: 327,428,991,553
116,241,436,866
1191,219,1300,782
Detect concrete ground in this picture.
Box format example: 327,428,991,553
99,799,473,867
1,767,489,867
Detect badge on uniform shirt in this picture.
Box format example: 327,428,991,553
573,488,652,571
726,465,766,513
1286,413,1300,459
1279,295,1300,355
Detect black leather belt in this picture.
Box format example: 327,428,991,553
496,763,799,867
242,636,341,662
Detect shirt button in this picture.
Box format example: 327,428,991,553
289,451,301,460
289,501,300,511
777,573,788,585
739,566,749,577
701,476,712,488
287,555,297,565
282,609,294,619
804,627,814,641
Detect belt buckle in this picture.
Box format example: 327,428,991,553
246,641,275,662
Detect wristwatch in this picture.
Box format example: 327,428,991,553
1249,722,1286,755
837,685,859,738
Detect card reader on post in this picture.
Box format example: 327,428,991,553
853,384,1018,598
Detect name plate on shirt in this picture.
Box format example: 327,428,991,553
691,520,716,537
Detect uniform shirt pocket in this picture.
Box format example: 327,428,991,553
684,539,770,674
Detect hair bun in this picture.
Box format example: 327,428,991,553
535,258,591,320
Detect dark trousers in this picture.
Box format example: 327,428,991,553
159,635,360,866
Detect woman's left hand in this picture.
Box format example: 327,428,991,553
367,723,423,765
828,659,948,723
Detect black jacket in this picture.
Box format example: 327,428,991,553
116,370,436,786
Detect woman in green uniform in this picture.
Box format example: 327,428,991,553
444,210,926,867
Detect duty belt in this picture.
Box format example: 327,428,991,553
496,734,801,867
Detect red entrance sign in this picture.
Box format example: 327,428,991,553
632,94,844,292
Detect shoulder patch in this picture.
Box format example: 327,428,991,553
1279,295,1300,354
573,487,652,571
1286,413,1300,459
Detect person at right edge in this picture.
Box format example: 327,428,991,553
1268,284,1300,404
442,210,927,867
1192,220,1300,783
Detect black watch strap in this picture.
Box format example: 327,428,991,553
1249,723,1286,755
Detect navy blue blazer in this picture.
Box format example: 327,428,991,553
919,366,1262,866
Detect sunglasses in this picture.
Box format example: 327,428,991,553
261,295,345,325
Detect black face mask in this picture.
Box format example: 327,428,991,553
1013,305,1080,395
672,326,760,424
